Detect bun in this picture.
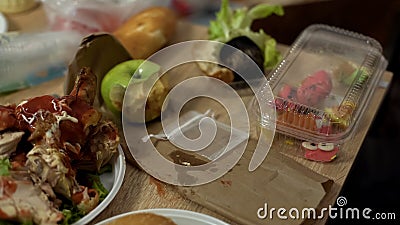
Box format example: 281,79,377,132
197,61,234,83
105,212,177,225
113,7,178,59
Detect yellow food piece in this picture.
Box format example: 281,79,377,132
105,212,177,225
113,7,178,59
0,0,37,13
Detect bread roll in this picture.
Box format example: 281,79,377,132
105,212,177,225
113,7,178,59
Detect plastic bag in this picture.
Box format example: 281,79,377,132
0,31,81,93
41,0,171,35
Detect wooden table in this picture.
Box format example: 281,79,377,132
1,3,393,225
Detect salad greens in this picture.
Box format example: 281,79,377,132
0,158,11,176
60,170,110,225
343,68,369,86
209,0,284,70
61,206,85,225
88,173,109,201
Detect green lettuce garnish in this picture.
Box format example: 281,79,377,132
0,158,11,176
342,68,369,86
60,168,111,225
88,174,109,201
61,206,85,225
209,0,284,69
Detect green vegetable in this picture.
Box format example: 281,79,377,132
88,174,109,201
342,68,369,86
0,158,11,176
209,0,284,69
60,169,111,224
61,207,85,225
98,164,112,174
21,220,33,225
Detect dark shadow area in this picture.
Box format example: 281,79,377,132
253,0,400,224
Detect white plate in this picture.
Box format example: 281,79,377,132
0,12,7,33
74,145,126,225
96,208,229,225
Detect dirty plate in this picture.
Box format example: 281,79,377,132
96,208,229,225
74,145,126,225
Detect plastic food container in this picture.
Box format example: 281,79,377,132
254,24,388,145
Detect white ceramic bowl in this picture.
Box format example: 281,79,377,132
96,208,229,225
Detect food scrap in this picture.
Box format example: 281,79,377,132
220,180,232,187
0,67,120,225
302,142,339,162
209,0,284,70
325,100,356,129
278,70,332,107
113,7,178,59
274,69,356,135
296,70,332,106
101,59,168,122
199,0,284,83
333,61,369,86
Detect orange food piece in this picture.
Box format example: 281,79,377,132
113,7,178,59
278,111,318,131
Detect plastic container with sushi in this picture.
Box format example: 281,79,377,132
251,24,388,162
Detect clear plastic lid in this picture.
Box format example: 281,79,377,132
257,24,388,144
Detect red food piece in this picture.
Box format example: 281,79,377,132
297,70,332,106
278,84,297,100
0,105,17,132
302,142,339,162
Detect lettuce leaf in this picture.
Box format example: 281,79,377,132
61,206,85,225
88,173,109,201
209,0,284,70
0,158,11,176
60,168,111,224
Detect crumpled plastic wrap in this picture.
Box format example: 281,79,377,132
41,0,171,35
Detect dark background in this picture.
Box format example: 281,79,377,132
252,0,400,224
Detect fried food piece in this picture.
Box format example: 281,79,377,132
0,105,18,132
78,120,119,172
69,67,98,105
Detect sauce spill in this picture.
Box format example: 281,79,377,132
149,177,166,197
220,180,232,187
168,150,210,166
